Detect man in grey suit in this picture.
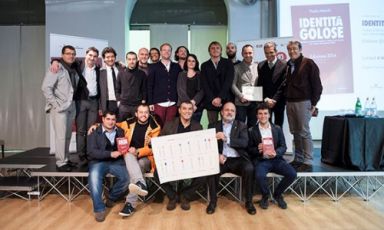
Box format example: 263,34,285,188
232,44,259,128
42,45,79,172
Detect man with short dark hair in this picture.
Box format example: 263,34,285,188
99,47,124,115
201,41,235,124
232,44,259,128
154,101,206,211
206,102,256,215
116,51,147,121
42,45,79,172
87,111,129,222
149,47,160,63
284,41,322,171
248,103,296,210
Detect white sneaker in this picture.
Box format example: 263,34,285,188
128,181,148,196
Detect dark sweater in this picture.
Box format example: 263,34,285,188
116,66,147,106
147,61,182,105
285,55,323,106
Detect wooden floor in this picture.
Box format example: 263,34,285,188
1,192,384,230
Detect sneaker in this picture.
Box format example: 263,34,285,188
119,202,135,217
129,181,148,196
180,196,190,211
259,196,269,209
166,198,177,211
105,199,115,208
274,195,287,209
94,211,106,222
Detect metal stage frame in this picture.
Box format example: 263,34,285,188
1,148,384,203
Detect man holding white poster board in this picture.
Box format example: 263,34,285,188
232,44,261,128
152,101,218,211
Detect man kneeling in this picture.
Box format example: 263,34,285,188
248,103,297,210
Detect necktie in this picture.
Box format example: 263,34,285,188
111,66,117,89
268,62,274,69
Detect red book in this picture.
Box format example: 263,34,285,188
116,137,129,154
262,137,275,158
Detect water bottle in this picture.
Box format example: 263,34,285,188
371,97,377,117
364,97,370,116
355,97,362,116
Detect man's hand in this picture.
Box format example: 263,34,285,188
111,151,121,158
87,124,99,135
258,143,263,153
240,96,248,104
219,154,227,165
216,132,227,142
212,97,222,107
265,98,276,108
128,147,138,156
264,150,276,159
50,60,60,73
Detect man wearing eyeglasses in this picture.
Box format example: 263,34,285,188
42,45,79,172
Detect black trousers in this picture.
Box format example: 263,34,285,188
76,98,99,157
154,169,206,201
270,104,285,127
207,157,254,204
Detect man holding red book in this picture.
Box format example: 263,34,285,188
248,103,297,210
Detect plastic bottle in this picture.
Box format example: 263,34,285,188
355,97,362,116
364,97,370,116
371,97,377,117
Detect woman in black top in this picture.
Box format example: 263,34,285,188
177,54,204,122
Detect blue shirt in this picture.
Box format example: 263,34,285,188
222,121,240,158
102,126,117,145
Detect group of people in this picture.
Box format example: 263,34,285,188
41,39,323,222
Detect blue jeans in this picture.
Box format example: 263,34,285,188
254,158,297,197
88,160,129,212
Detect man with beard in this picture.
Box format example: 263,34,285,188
206,102,256,215
226,42,241,65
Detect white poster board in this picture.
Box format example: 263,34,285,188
48,34,108,154
152,128,220,184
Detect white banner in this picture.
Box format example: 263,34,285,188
152,128,220,184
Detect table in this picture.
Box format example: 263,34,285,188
321,116,384,171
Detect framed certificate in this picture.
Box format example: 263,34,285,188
242,86,263,101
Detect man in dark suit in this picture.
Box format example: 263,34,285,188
99,47,125,117
257,42,287,127
201,41,235,124
206,102,256,215
154,101,206,211
248,103,296,210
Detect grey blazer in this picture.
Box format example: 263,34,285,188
41,63,77,113
232,61,259,106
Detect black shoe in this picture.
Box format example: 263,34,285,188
180,196,190,211
245,202,256,215
290,161,303,170
105,199,115,208
206,202,216,214
259,196,269,209
129,181,148,196
56,164,72,172
119,202,135,217
67,160,78,167
297,164,313,172
274,195,287,209
166,198,177,211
